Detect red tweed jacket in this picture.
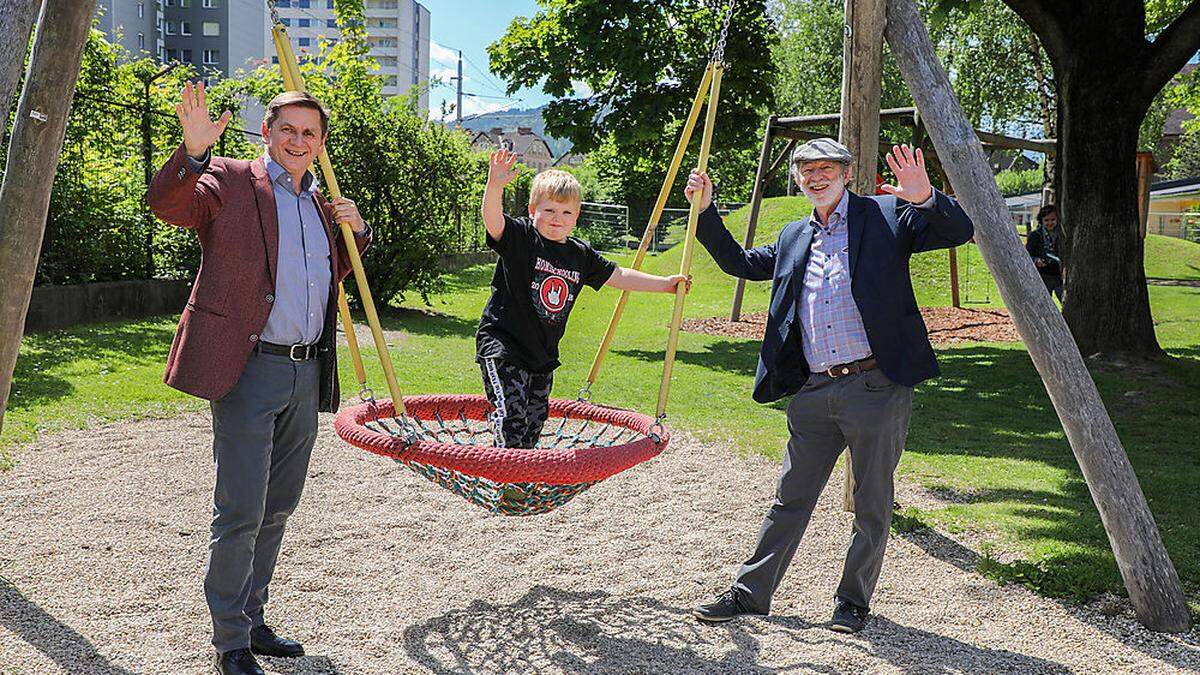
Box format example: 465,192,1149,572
148,144,368,411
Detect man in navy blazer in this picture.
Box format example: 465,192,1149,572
690,139,973,633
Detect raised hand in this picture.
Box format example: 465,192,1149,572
879,144,934,204
487,149,519,188
175,80,232,159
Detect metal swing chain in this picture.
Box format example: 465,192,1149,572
711,0,736,64
267,0,281,26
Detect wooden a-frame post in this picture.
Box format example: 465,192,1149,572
884,0,1191,632
0,0,99,434
838,0,887,512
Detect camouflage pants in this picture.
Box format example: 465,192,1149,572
480,357,554,449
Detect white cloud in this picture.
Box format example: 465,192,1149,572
572,80,593,98
430,41,459,68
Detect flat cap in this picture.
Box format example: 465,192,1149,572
791,137,853,165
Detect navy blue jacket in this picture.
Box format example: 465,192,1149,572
696,190,974,403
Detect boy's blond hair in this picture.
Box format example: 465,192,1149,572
528,169,581,207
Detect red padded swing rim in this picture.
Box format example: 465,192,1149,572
334,394,669,485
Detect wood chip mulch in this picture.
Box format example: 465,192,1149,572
681,306,1021,345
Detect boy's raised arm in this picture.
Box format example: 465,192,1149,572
482,148,519,241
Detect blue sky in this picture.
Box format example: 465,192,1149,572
420,0,558,119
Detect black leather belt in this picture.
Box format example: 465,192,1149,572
256,340,319,361
825,357,877,378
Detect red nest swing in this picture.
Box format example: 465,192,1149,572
335,395,668,515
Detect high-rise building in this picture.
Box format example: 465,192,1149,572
95,0,163,61
270,0,430,113
96,0,431,116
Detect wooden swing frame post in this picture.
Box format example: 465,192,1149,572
657,63,725,418
582,63,715,397
270,23,405,415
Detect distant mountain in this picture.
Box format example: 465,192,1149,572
455,106,574,158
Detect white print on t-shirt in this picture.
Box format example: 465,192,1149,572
534,257,581,284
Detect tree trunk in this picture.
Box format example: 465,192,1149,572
0,0,41,124
884,0,1191,633
0,0,98,434
1057,78,1161,357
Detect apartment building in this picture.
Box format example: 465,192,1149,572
96,0,430,115
270,0,431,112
96,0,163,61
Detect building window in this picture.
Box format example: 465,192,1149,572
180,21,192,35
182,49,193,62
166,48,178,61
165,0,174,6
202,0,220,7
298,37,311,47
326,19,337,27
203,49,219,64
272,56,279,64
298,18,310,27
276,0,291,5
203,21,220,36
165,21,175,35
298,0,310,7
137,33,145,50
327,0,334,7
181,0,191,5
137,2,144,18
280,18,290,26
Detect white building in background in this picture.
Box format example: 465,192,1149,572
269,0,430,114
95,1,431,116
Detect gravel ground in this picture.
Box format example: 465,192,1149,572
682,307,1021,345
2,411,1198,674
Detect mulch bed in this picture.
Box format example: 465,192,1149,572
681,306,1021,345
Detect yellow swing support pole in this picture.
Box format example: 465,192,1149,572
580,63,715,399
656,62,724,418
270,22,408,417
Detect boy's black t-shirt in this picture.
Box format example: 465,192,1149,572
476,214,617,373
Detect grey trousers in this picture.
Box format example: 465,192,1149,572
206,349,319,653
734,368,914,612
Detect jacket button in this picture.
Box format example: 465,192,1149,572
249,334,259,342
265,293,274,303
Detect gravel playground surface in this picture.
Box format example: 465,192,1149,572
682,307,1022,346
2,411,1198,674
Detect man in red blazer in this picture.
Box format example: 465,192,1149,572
149,82,370,675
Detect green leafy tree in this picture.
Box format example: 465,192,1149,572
489,0,778,224
234,1,483,304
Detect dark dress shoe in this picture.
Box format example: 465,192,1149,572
830,597,870,633
215,648,265,675
250,623,305,658
692,588,765,623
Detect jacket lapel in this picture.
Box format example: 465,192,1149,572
847,191,868,278
313,192,340,283
789,217,816,285
250,157,279,284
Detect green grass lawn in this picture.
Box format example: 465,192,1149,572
3,197,1198,613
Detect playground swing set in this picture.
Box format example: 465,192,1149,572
264,0,738,516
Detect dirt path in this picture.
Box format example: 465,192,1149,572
1,412,1197,673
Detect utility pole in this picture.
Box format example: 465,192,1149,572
455,50,463,126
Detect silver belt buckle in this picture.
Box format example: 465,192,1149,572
289,343,307,361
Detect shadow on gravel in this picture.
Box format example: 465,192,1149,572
0,575,134,674
895,520,1200,671
401,584,1069,673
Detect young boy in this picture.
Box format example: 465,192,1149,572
477,148,689,449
